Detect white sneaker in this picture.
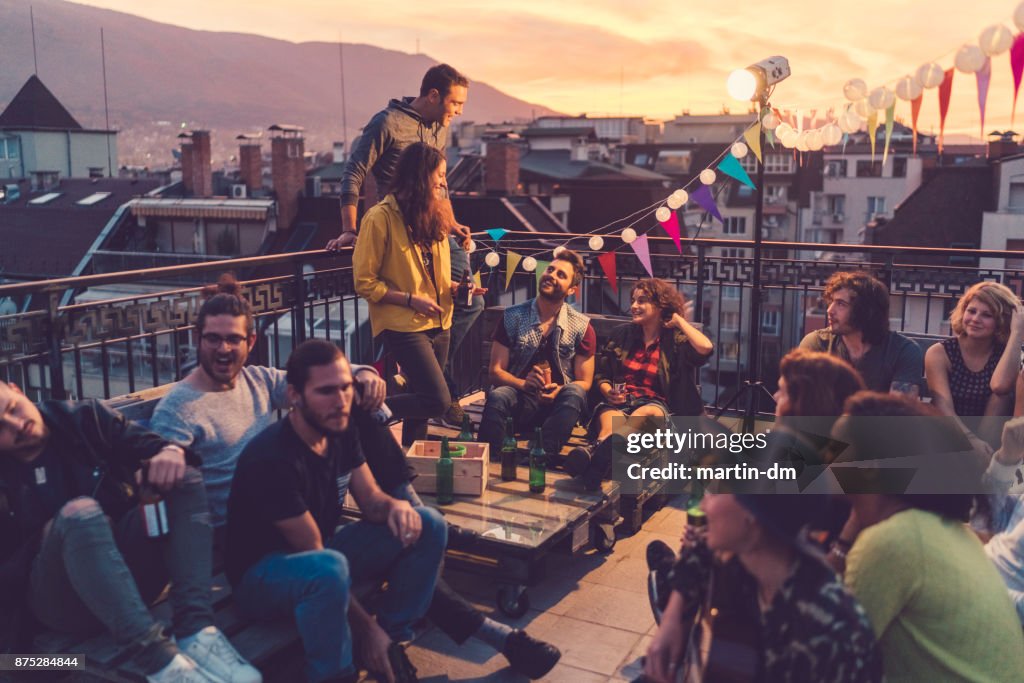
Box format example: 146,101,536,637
146,654,217,683
178,626,262,683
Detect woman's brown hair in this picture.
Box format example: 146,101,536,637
389,142,455,246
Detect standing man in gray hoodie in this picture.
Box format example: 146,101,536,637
326,63,470,250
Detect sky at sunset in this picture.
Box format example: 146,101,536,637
74,0,1024,139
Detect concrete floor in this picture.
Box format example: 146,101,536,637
393,495,689,683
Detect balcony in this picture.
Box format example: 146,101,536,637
4,233,1022,419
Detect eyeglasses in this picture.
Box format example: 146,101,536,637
200,333,248,348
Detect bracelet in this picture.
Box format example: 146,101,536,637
829,542,849,561
342,229,357,235
406,292,412,307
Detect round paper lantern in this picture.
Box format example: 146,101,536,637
553,246,566,258
588,235,605,251
894,74,923,101
778,130,797,148
916,62,945,88
868,86,895,110
775,122,794,139
621,228,637,244
980,24,1013,56
854,98,876,119
655,206,671,222
955,44,987,73
485,251,500,267
672,189,689,203
762,111,781,130
731,142,749,159
822,123,843,146
522,256,537,272
1015,2,1024,31
843,78,867,101
699,169,717,185
806,129,824,151
467,239,476,253
795,131,810,152
666,193,684,210
839,108,863,133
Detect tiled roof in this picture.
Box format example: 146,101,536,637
0,177,161,278
0,76,83,130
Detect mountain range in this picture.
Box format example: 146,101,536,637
0,0,559,166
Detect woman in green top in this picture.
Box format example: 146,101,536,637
832,392,1024,683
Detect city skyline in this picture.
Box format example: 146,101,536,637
69,0,1024,140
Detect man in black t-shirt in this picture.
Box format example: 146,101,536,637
226,340,446,683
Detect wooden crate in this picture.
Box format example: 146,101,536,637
408,440,490,497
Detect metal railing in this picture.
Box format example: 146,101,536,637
2,233,1023,417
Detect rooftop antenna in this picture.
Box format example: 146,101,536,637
338,37,348,161
101,28,113,176
619,64,623,117
416,36,420,55
30,4,39,75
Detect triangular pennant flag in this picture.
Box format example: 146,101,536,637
1011,33,1024,126
630,234,654,278
534,260,550,291
882,104,895,166
765,127,776,148
867,110,879,160
690,185,723,222
717,154,756,189
911,94,923,155
938,68,955,154
486,228,508,243
597,251,618,293
658,210,682,253
505,251,522,290
976,57,992,140
473,270,482,289
744,123,762,162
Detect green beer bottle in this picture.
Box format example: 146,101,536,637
501,416,518,481
528,426,546,494
458,413,475,443
436,436,454,505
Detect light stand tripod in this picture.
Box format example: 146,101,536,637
714,93,776,432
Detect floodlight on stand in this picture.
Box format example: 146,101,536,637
726,56,791,101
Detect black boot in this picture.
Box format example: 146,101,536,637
503,629,561,679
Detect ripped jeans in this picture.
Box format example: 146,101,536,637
28,467,214,675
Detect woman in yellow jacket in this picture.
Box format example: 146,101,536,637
353,142,454,445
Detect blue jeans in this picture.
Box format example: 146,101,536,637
234,508,447,683
444,297,485,401
478,383,588,459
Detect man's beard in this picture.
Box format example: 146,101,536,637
537,279,567,303
297,401,349,436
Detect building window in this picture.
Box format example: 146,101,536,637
88,167,105,179
721,342,739,360
856,160,883,177
761,310,780,334
722,286,741,300
1006,239,1024,270
721,247,747,259
764,154,794,174
722,217,747,234
765,185,787,204
654,150,693,174
1008,179,1024,210
721,312,740,331
892,157,907,178
740,154,758,174
825,159,847,178
867,196,886,217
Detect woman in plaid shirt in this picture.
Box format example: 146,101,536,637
567,278,713,488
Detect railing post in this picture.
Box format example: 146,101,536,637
292,263,308,346
45,291,67,399
695,244,706,320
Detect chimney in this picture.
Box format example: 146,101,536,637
269,124,306,230
179,135,194,195
237,134,262,194
333,141,347,163
484,139,521,195
988,132,1019,160
190,130,213,197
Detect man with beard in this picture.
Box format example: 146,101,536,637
225,340,446,683
478,249,596,465
151,277,562,680
0,382,260,683
799,270,923,393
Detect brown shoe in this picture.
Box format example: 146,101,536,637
442,402,466,427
